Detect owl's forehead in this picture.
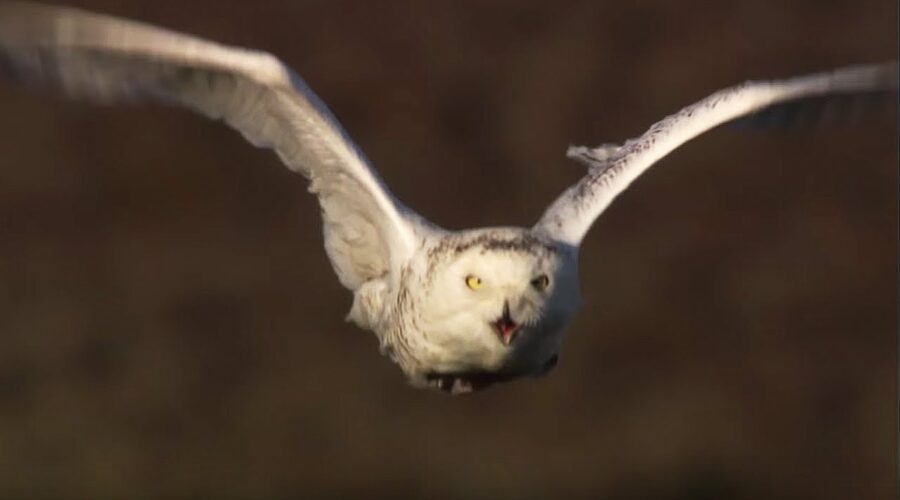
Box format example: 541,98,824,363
430,230,560,263
462,251,548,277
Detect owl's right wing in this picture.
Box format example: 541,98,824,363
0,1,431,290
534,62,898,246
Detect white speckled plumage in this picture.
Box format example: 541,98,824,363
0,2,895,393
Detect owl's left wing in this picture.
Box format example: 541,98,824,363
534,62,898,246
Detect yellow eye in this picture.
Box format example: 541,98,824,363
531,274,550,291
465,275,483,290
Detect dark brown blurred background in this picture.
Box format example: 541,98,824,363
0,1,896,498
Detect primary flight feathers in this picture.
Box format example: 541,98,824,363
0,2,895,392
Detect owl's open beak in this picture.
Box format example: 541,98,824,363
493,300,519,345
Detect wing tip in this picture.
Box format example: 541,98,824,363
821,61,899,93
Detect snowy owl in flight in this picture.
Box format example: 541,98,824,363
0,2,895,394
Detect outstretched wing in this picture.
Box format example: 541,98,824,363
534,62,898,246
0,1,430,290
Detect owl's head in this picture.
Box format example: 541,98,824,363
404,228,581,393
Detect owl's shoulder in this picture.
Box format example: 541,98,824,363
347,278,392,331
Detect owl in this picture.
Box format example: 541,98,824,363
0,2,895,393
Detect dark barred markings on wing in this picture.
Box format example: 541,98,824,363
534,63,898,246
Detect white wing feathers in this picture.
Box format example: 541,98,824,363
534,62,899,246
0,2,426,290
1,3,894,279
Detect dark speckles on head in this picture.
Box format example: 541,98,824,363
426,230,560,264
452,232,558,256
